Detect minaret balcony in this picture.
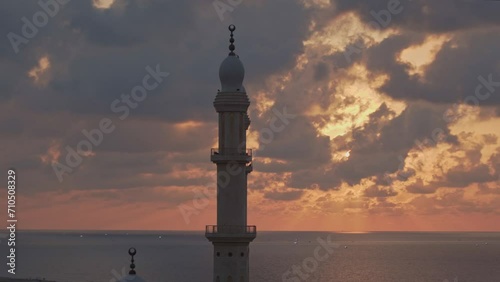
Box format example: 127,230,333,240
205,225,257,243
211,148,252,163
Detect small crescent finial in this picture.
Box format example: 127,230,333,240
228,24,236,56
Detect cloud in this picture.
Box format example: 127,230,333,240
256,116,332,169
0,0,315,192
406,179,439,194
363,185,398,197
336,102,457,184
263,190,305,201
444,164,496,188
334,0,500,33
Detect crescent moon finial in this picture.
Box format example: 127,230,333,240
128,247,136,275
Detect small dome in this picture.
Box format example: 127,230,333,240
219,55,245,92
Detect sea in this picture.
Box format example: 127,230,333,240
0,231,499,282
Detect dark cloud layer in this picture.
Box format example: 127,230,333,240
0,0,499,212
0,0,314,193
334,0,500,33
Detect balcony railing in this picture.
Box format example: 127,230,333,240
211,148,252,158
205,225,257,235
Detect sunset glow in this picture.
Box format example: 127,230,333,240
1,0,500,233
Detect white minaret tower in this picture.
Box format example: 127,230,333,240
206,25,256,282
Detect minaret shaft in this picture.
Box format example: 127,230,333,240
216,163,247,226
217,111,247,226
219,112,246,151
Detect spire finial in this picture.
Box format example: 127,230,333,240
228,24,236,56
128,247,136,275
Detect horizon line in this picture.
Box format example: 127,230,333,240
7,228,500,233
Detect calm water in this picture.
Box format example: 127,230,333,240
0,231,499,282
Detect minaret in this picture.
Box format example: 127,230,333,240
206,24,256,282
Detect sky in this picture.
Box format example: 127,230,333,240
0,0,499,231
